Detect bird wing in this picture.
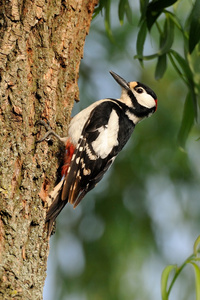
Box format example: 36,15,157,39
61,101,121,207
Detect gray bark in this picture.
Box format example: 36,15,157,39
0,0,98,299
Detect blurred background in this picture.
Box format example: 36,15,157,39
44,1,200,299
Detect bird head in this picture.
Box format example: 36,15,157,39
110,71,157,118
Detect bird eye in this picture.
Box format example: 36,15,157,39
135,87,144,94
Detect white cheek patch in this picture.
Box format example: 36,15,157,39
133,91,155,109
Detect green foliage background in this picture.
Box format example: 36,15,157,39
44,1,200,300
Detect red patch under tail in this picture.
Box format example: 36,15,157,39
61,139,76,177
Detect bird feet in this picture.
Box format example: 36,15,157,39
36,120,67,144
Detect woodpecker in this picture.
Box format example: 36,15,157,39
38,71,157,235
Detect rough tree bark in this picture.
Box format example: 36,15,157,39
0,0,98,299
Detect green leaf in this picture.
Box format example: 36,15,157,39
158,15,174,55
136,15,174,63
125,1,133,25
104,0,114,42
167,11,183,32
190,263,200,300
118,0,133,25
136,20,147,63
146,10,160,31
170,50,194,85
161,265,177,300
194,236,200,256
155,54,167,79
149,0,178,11
170,49,197,123
118,0,126,25
146,0,178,30
93,0,107,18
134,53,159,61
139,0,149,20
178,92,195,149
189,0,200,53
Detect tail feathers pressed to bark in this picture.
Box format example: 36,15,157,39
45,180,68,236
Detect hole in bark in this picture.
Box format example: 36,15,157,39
35,91,42,102
30,220,39,226
47,139,53,146
8,95,12,105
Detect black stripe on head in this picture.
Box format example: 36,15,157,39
127,90,156,118
136,82,157,100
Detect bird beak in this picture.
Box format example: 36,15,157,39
110,71,129,91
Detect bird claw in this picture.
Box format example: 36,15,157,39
36,119,67,144
36,120,55,143
36,120,52,132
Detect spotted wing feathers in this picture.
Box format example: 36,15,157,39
45,180,65,235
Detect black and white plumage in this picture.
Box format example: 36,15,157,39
39,71,157,235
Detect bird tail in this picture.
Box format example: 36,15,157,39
45,180,68,236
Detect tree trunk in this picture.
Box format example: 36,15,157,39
0,1,98,299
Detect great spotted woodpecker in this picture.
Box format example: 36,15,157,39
38,71,157,235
